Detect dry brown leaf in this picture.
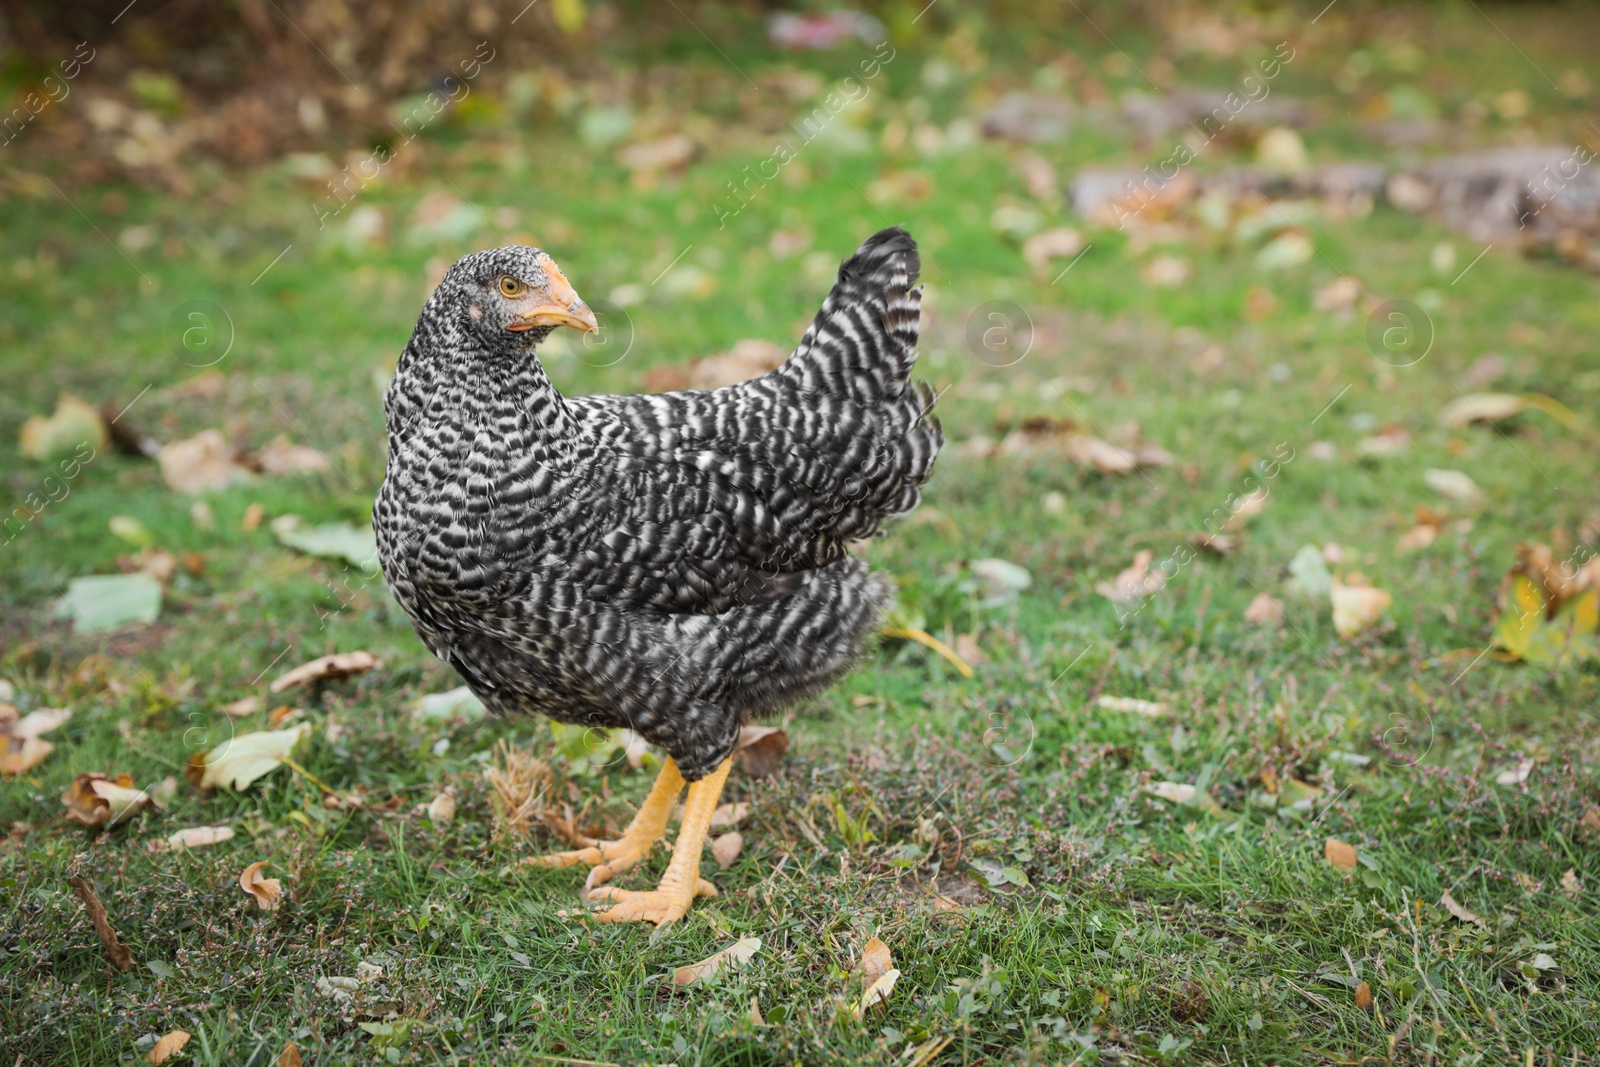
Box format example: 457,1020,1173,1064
860,937,895,983
0,704,72,775
1324,837,1358,871
241,502,264,531
62,772,153,827
1440,888,1486,926
1096,549,1166,603
851,968,901,1018
250,434,332,475
1355,980,1374,1011
278,1043,303,1067
147,1030,191,1064
672,936,761,986
67,874,133,971
953,633,986,668
266,705,301,728
221,696,260,719
239,860,283,911
706,829,744,869
1064,434,1137,474
1438,392,1526,428
269,651,379,693
166,825,235,850
710,802,751,830
1022,226,1083,275
1244,592,1284,625
426,792,456,822
1561,868,1582,898
158,429,252,494
733,725,789,778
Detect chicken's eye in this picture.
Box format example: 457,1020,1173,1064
498,275,524,298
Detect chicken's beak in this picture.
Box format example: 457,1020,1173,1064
509,299,599,334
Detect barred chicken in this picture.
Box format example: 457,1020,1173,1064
374,228,941,924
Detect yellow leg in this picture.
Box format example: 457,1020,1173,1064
588,756,732,925
522,758,685,891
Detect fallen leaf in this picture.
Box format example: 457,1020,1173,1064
1440,888,1486,926
1439,392,1525,427
1065,434,1138,474
0,704,71,775
62,772,153,827
412,685,486,724
852,968,901,1018
710,802,750,830
1313,277,1361,313
1141,254,1191,287
147,1030,191,1065
250,435,332,475
732,725,789,778
1096,549,1166,603
166,826,235,850
1355,981,1373,1011
278,1043,303,1067
1244,592,1284,625
270,651,379,693
616,728,651,769
186,723,311,791
67,874,133,971
710,831,743,869
242,502,264,530
860,937,895,983
239,860,283,911
266,705,301,728
1423,468,1483,507
157,429,251,493
270,516,379,568
1561,868,1581,897
426,792,456,822
1331,580,1392,638
672,936,761,986
1147,781,1196,804
21,393,109,461
1095,695,1169,718
53,573,162,633
616,133,696,173
1495,757,1535,786
1287,544,1332,598
1021,227,1084,275
968,558,1032,603
1324,837,1357,871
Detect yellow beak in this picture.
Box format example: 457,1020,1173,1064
511,301,599,334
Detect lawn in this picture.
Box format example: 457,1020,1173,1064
2,3,1598,1064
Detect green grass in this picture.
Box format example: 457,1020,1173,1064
3,5,1600,1064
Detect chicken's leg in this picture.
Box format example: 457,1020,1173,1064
587,756,732,925
523,758,685,891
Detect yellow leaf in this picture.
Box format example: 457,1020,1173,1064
19,393,108,461
1355,981,1373,1011
1331,580,1391,638
147,1029,191,1064
551,0,586,33
1324,837,1357,871
851,968,901,1018
672,937,761,986
186,723,310,791
62,772,153,827
1494,573,1546,659
0,704,71,775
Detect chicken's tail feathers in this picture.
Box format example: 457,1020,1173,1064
782,226,924,404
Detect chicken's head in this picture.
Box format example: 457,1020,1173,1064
437,245,598,350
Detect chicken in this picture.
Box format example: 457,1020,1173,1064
374,228,940,924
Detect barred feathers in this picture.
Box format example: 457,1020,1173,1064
375,228,941,778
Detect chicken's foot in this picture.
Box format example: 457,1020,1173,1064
587,756,732,925
522,757,685,890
